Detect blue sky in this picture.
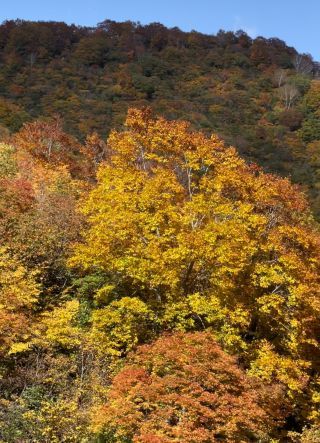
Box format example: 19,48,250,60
0,0,318,59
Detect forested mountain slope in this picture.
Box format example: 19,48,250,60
1,19,320,441
0,19,320,214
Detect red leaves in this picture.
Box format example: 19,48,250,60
95,332,285,442
14,118,89,178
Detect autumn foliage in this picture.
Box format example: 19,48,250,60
93,332,285,442
72,109,320,405
0,108,320,441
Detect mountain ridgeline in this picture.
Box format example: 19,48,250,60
0,19,320,214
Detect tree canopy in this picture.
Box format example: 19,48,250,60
0,55,319,439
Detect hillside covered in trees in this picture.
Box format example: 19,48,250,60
0,19,320,215
0,107,319,441
0,18,320,442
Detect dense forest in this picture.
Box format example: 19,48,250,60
0,19,320,442
0,20,320,214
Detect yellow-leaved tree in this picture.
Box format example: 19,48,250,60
70,108,320,425
0,247,39,356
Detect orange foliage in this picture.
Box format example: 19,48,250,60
94,332,285,442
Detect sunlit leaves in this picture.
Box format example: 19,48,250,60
0,247,39,356
94,332,285,442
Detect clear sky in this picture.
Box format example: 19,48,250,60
0,0,318,59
